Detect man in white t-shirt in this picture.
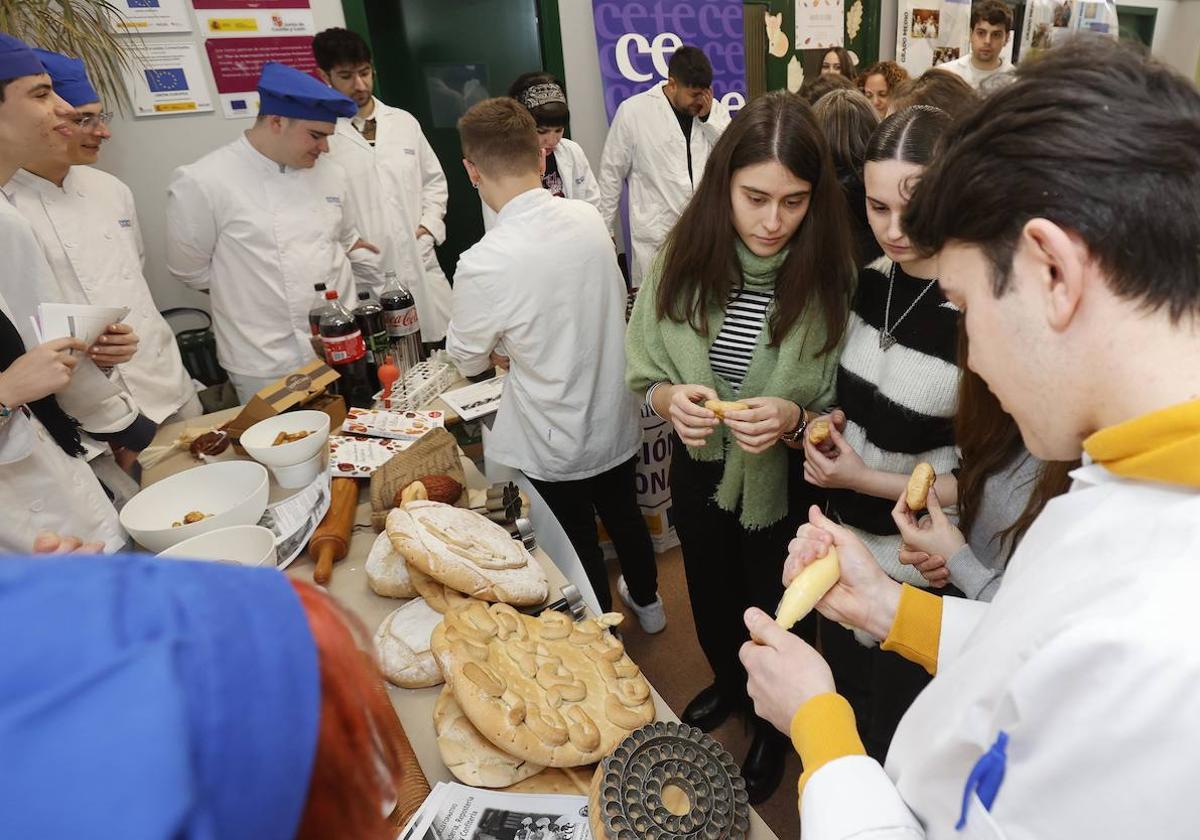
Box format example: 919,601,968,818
941,0,1015,90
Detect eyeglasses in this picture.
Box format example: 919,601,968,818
72,111,113,129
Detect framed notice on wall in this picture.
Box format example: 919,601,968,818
124,39,214,116
795,0,845,50
112,0,193,33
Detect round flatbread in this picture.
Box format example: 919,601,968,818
387,501,548,607
434,686,546,788
443,602,655,768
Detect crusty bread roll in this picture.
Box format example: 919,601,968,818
703,399,750,419
906,463,937,511
387,502,548,607
443,602,655,768
374,597,446,689
434,686,547,788
365,530,417,599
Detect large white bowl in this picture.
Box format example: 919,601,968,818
121,461,270,553
241,410,331,467
157,525,278,568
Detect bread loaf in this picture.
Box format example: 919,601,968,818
365,531,417,599
387,501,548,607
374,598,445,689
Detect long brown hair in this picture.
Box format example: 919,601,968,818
655,91,856,354
955,323,1076,554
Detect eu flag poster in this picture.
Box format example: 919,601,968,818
124,40,213,117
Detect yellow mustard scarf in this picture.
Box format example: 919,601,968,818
1083,397,1200,488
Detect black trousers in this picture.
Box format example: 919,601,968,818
818,582,965,761
670,437,824,709
529,457,657,613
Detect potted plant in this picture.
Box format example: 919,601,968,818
0,1,137,108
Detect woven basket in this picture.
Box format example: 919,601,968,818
369,428,466,530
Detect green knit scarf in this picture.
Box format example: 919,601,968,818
626,240,840,529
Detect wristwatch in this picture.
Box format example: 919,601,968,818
779,408,809,444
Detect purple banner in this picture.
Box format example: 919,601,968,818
592,0,747,121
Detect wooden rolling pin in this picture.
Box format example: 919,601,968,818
311,477,360,584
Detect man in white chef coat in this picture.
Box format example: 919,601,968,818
740,38,1200,839
597,46,730,286
167,62,381,403
6,50,200,424
447,98,663,626
314,27,453,342
0,33,150,552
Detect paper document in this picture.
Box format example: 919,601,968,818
36,303,129,348
440,377,506,422
258,470,331,570
399,782,591,840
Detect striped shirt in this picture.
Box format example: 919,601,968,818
828,256,961,585
709,287,773,392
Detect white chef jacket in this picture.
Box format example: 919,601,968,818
801,461,1200,839
597,84,730,285
166,135,380,379
328,99,453,340
446,188,641,482
5,167,194,423
0,200,128,553
481,137,601,231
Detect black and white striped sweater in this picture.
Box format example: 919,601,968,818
829,256,961,585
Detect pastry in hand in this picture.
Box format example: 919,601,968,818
703,399,750,419
906,463,937,511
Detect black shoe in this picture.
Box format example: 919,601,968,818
742,724,787,805
681,683,735,732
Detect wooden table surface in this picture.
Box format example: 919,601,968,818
141,413,779,839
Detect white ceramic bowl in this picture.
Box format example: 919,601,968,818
157,525,278,568
121,461,270,553
241,411,331,489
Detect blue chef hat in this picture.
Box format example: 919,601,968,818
0,554,321,840
0,31,45,81
33,48,99,106
257,61,355,122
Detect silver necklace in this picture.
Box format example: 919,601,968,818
880,262,937,351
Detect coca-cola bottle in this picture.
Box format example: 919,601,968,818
308,282,330,336
352,290,387,392
380,270,423,373
318,290,374,408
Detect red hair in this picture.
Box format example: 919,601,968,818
290,580,408,840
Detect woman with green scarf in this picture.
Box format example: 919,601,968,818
626,91,857,802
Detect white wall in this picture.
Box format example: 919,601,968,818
558,1,611,179
1130,0,1200,77
95,0,348,315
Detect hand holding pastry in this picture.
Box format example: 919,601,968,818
655,384,720,447
783,505,901,641
722,397,802,454
802,420,868,491
892,486,963,585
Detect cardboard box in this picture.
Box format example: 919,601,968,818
225,360,347,445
